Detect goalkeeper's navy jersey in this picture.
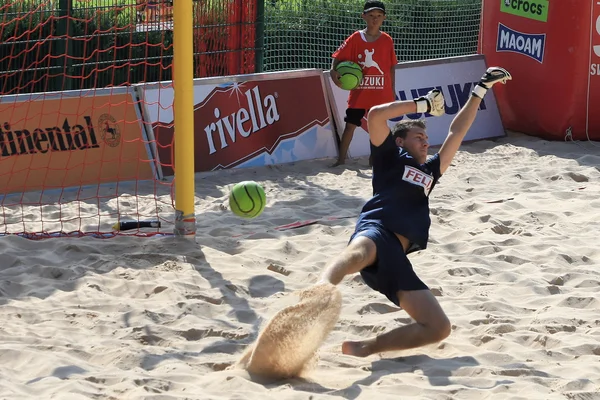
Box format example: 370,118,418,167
357,133,442,253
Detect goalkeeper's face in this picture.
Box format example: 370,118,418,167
362,10,386,30
396,128,429,164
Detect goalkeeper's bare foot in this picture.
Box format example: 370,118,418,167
330,160,345,168
342,340,372,357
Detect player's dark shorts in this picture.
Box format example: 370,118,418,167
344,108,366,127
349,221,428,306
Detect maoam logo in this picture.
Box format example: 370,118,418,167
391,81,488,121
497,23,546,63
501,0,548,22
0,116,115,158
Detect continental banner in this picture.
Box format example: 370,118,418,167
0,88,155,194
324,55,506,158
479,0,600,141
138,69,338,175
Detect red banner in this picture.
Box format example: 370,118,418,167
154,75,331,175
479,0,599,140
588,2,600,139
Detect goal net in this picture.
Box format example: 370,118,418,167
0,0,481,239
0,0,177,238
0,0,261,238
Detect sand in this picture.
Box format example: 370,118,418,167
0,132,599,399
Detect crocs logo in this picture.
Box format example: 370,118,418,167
500,0,548,22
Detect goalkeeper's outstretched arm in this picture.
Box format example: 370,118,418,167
367,89,446,147
439,67,512,174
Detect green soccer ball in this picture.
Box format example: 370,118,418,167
336,61,363,90
229,181,267,219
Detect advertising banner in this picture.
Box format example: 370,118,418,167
324,55,506,158
479,0,600,140
138,69,338,176
588,1,600,139
0,88,154,194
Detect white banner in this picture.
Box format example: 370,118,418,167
324,55,506,158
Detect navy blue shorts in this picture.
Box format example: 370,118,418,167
350,222,428,306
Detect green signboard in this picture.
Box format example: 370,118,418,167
501,0,549,22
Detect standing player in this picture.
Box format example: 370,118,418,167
330,0,398,167
320,66,512,357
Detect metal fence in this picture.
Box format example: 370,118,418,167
262,0,482,72
0,0,482,95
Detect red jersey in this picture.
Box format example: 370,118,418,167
332,30,398,110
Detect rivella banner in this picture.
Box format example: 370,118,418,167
324,55,506,158
0,87,154,194
138,69,338,176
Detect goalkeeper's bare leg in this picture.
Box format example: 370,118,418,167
321,235,451,358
